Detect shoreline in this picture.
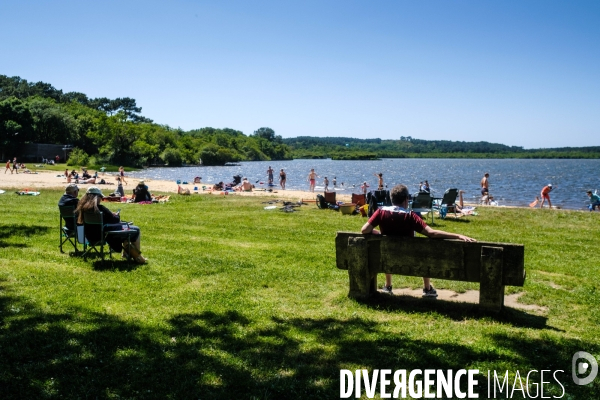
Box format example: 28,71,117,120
1,170,574,210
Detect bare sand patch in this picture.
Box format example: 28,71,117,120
0,170,353,202
384,288,548,313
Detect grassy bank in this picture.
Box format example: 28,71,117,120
0,190,598,398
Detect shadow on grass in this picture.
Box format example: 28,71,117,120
0,224,50,248
0,288,596,399
358,293,557,330
89,257,141,272
440,217,472,223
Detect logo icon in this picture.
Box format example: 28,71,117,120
572,351,598,385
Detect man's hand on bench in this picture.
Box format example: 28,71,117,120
421,226,477,242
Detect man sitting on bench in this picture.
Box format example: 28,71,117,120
361,184,477,297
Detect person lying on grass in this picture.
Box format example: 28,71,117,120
361,184,476,297
75,186,147,264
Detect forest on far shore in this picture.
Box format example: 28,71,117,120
1,75,598,166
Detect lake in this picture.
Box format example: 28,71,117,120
127,159,600,210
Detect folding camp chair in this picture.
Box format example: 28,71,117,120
434,188,459,218
82,212,133,264
351,193,366,206
59,205,85,254
366,190,392,217
324,191,336,204
410,192,434,224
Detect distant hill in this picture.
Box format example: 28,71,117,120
282,136,600,160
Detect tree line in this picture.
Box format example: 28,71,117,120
282,137,600,159
2,75,598,166
0,75,291,166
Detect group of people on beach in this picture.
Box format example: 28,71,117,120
4,158,23,174
66,168,99,184
266,166,287,190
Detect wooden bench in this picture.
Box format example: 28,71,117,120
335,232,526,312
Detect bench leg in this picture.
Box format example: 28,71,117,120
346,237,376,299
480,246,505,312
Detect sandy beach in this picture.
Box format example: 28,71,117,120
0,170,353,202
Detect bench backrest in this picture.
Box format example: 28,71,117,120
335,232,525,286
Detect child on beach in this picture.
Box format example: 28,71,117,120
361,181,369,195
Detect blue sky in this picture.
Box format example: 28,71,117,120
1,0,598,148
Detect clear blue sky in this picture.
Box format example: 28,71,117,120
2,0,599,148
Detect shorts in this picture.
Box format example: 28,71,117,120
541,193,550,200
481,188,489,196
310,179,315,184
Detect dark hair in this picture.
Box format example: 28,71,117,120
587,191,592,194
390,184,410,205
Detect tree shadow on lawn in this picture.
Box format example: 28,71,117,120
0,224,50,248
0,286,596,399
358,293,558,331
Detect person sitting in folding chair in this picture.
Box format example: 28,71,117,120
58,183,82,253
75,186,147,264
58,183,80,210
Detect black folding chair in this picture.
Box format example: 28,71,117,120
82,212,133,264
410,192,434,224
59,205,83,254
435,188,459,218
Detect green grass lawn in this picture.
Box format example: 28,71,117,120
0,190,598,399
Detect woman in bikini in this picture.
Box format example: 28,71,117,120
119,166,128,185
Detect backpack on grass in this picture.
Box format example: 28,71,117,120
316,194,328,209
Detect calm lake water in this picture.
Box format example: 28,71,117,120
127,159,600,210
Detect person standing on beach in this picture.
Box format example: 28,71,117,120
307,169,318,192
279,169,286,190
323,177,330,191
333,177,337,187
540,184,554,209
12,157,18,174
4,160,10,174
480,173,490,204
374,173,384,190
119,166,127,185
267,166,274,185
